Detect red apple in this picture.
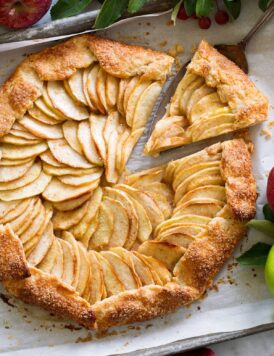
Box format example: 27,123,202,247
0,0,51,29
267,167,274,212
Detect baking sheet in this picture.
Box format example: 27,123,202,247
0,1,274,354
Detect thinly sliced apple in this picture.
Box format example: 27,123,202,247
28,105,61,125
173,198,224,218
42,163,97,177
20,201,46,244
8,198,34,233
104,187,138,250
96,68,108,112
69,187,102,239
19,115,63,139
80,212,99,248
125,166,164,186
62,121,83,154
138,253,171,285
0,160,33,183
116,128,130,173
117,78,129,115
186,83,215,119
0,157,32,167
0,171,51,201
132,252,162,285
42,177,99,202
89,114,107,161
1,142,47,160
174,167,223,203
179,76,204,114
169,72,198,116
48,139,94,169
106,74,119,108
89,201,113,250
76,242,91,296
126,80,151,126
157,223,206,239
40,150,65,168
0,199,30,224
123,76,139,113
119,128,143,172
103,197,129,248
106,129,118,183
82,67,97,111
155,215,210,236
47,81,89,121
117,184,164,228
132,82,162,130
66,69,88,106
35,237,57,273
59,238,75,286
9,128,39,140
103,111,120,143
190,92,223,123
195,122,234,141
78,121,102,166
35,98,65,121
61,231,80,288
87,64,105,114
0,134,40,146
27,221,54,266
138,241,185,271
53,192,91,211
52,199,89,230
51,238,64,279
88,251,104,304
17,200,43,238
178,185,226,205
96,253,125,296
145,191,172,220
129,196,152,243
58,169,103,187
130,252,154,285
134,181,173,202
0,200,21,221
101,251,139,290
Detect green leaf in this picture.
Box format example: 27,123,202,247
247,219,274,238
223,0,241,19
259,0,273,11
171,0,183,24
51,0,93,20
237,242,272,266
184,0,196,16
94,0,129,28
128,0,147,13
196,0,214,17
263,204,274,223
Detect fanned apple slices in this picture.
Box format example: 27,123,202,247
145,41,268,155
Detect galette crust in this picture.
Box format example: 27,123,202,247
0,34,173,137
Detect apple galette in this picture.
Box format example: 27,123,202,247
145,40,269,155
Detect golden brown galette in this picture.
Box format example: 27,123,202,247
145,40,269,155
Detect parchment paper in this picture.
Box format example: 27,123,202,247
0,1,274,354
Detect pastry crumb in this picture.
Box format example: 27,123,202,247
191,44,198,54
167,44,184,57
166,20,174,26
260,127,272,139
159,40,167,48
268,120,274,127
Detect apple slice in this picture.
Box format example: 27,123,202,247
58,169,103,187
53,192,91,212
76,242,91,296
0,157,32,167
17,199,42,238
155,215,210,236
119,128,144,173
179,77,204,114
174,198,224,218
35,238,57,273
42,177,99,202
20,201,46,244
104,187,138,250
132,82,162,130
0,160,33,183
69,187,102,239
62,121,83,154
190,92,223,123
9,128,39,140
88,251,104,304
125,166,164,186
19,115,63,139
52,199,89,230
128,196,152,243
47,81,89,121
106,74,119,108
42,163,97,177
89,201,113,250
59,238,75,286
145,191,172,220
103,197,129,248
126,80,151,126
138,241,185,271
130,251,155,285
78,121,103,166
0,199,30,224
0,134,41,146
28,105,61,125
0,171,51,201
96,68,108,112
51,238,64,279
101,251,139,290
1,142,47,160
48,139,94,169
0,200,21,222
80,213,99,248
186,83,215,119
96,253,125,296
89,114,107,161
106,129,119,183
35,97,65,121
132,252,162,285
82,67,97,111
117,78,129,115
27,221,54,267
40,150,65,168
8,198,34,233
178,185,226,205
116,128,130,173
123,76,139,113
137,253,171,285
65,69,88,106
194,122,234,141
86,65,105,114
61,231,80,288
